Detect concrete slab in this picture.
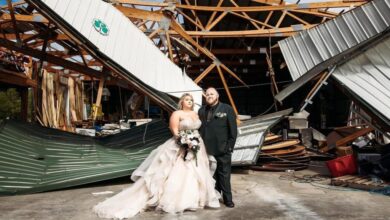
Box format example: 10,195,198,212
1,164,390,220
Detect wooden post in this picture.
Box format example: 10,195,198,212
216,65,238,115
93,78,105,120
19,87,28,122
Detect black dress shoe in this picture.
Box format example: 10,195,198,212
225,201,235,208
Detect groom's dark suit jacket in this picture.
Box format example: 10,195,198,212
198,102,237,156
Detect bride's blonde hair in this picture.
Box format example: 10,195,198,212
178,93,194,110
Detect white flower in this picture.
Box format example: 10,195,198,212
191,140,198,146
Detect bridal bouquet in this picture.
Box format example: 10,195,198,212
176,129,201,166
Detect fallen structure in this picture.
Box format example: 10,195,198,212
232,108,292,166
0,119,171,195
277,0,390,132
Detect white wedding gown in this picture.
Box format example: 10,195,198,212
93,118,220,219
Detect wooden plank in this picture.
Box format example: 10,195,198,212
176,8,205,31
93,79,105,120
47,72,58,128
261,139,300,151
264,134,282,144
206,11,228,31
167,25,315,38
217,65,238,115
117,0,365,11
183,0,205,30
261,145,305,156
230,11,274,29
332,175,389,191
6,0,22,45
116,5,164,21
0,69,38,87
194,63,216,83
41,70,48,127
68,77,77,122
320,127,374,153
165,31,174,62
0,38,104,78
275,10,287,28
205,0,224,28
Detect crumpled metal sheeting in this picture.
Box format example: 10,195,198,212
277,0,390,102
232,109,293,166
0,120,171,195
332,37,390,128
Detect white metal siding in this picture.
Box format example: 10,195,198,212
41,0,203,106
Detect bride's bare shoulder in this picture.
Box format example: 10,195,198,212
171,110,185,119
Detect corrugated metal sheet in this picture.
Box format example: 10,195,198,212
0,120,171,195
26,0,203,108
332,37,390,128
276,0,390,102
232,108,292,166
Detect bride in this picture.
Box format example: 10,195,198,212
93,93,220,219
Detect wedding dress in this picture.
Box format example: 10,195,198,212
93,118,220,219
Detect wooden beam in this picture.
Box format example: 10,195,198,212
117,0,168,7
216,65,238,115
176,2,365,12
0,68,37,87
220,63,247,87
229,0,261,30
93,78,105,120
167,24,315,37
320,127,374,153
176,8,205,31
3,33,69,41
194,63,216,83
117,0,365,11
210,48,281,54
230,11,274,29
286,11,310,25
206,11,228,31
165,31,174,61
262,11,274,29
6,0,22,45
205,0,225,28
116,5,164,21
148,27,161,39
275,10,287,28
170,20,247,87
183,0,205,30
0,13,49,23
0,38,104,78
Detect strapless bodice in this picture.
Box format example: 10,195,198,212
179,118,202,130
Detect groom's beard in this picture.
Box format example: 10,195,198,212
207,99,218,106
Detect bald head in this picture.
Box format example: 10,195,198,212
205,87,219,106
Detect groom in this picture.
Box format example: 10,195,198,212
198,87,237,208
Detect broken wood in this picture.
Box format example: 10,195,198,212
320,127,374,153
261,139,300,151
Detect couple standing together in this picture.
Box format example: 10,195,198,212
93,87,238,219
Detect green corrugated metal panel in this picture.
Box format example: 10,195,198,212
0,120,171,195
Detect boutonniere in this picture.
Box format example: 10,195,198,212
215,112,227,118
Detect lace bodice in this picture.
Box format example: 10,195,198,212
179,118,202,131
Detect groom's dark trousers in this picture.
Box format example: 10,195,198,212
198,102,237,203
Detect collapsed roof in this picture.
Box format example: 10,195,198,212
276,0,390,131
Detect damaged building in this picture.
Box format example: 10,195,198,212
0,0,389,209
